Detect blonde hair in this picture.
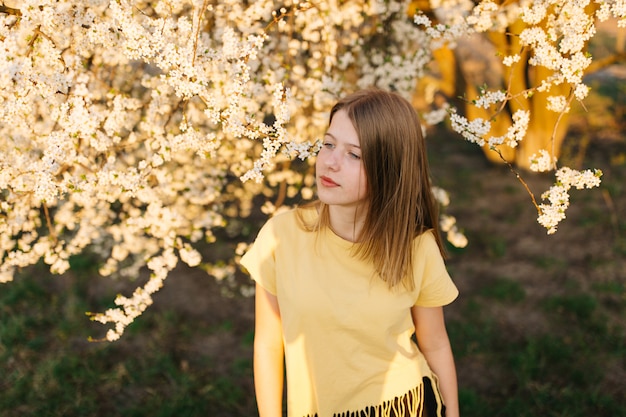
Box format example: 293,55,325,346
300,88,445,290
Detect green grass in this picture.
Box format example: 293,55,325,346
479,277,526,303
447,278,626,417
447,300,500,357
0,268,254,417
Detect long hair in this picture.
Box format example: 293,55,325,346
302,88,445,290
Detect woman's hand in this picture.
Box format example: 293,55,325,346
412,305,460,417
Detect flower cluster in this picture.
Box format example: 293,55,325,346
0,0,455,341
415,0,617,236
528,149,601,234
488,110,530,148
449,109,492,146
0,0,616,340
432,186,468,248
537,167,603,234
529,150,557,173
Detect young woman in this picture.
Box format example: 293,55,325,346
240,88,460,417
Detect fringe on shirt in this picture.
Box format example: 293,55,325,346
304,376,446,417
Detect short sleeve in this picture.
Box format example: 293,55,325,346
239,219,278,295
413,231,459,307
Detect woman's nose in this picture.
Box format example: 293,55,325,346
324,150,340,170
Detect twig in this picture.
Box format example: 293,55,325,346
491,146,542,215
42,204,58,245
586,52,626,74
26,26,56,57
548,90,576,169
0,4,21,16
264,2,314,32
601,189,620,239
192,0,211,66
274,177,287,210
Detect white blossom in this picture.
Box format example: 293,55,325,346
440,214,468,248
421,103,450,126
529,150,557,172
503,110,530,148
466,1,500,32
450,110,491,146
503,54,521,67
537,167,602,234
179,244,202,267
546,95,571,113
0,0,610,341
432,186,451,207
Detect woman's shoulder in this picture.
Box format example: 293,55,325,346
414,228,435,242
260,207,296,229
262,205,317,231
412,229,440,255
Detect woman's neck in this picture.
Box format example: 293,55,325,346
327,204,367,243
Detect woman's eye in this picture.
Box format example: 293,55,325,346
348,152,361,160
323,142,334,149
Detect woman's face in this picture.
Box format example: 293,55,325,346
315,109,368,210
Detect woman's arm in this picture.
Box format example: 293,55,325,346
411,305,459,417
254,283,285,417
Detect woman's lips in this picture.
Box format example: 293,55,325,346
319,175,339,187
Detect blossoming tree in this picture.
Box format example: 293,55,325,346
0,0,623,341
413,0,625,169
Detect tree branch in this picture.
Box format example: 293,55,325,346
0,4,21,17
491,146,542,215
586,52,626,74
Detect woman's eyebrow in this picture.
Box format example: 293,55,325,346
324,132,360,148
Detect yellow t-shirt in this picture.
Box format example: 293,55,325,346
240,207,459,417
